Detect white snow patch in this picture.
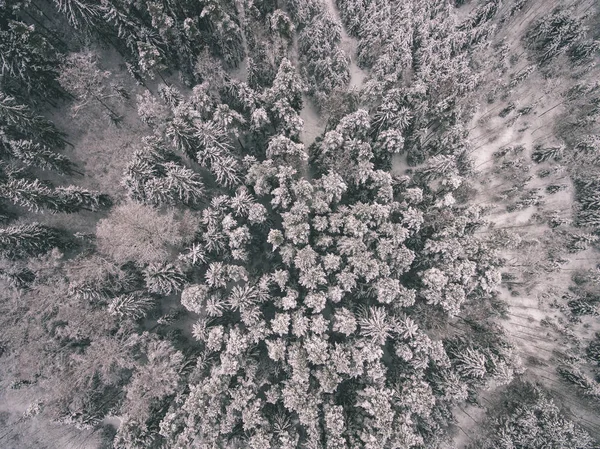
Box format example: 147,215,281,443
300,95,325,146
489,206,538,227
102,415,123,428
229,58,248,83
391,153,409,175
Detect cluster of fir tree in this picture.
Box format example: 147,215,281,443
524,5,599,68
130,53,305,194
228,0,352,110
236,1,296,91
153,122,517,448
0,5,113,283
0,91,111,281
333,0,507,167
2,0,245,84
97,53,525,446
470,381,595,449
558,81,600,229
284,0,350,109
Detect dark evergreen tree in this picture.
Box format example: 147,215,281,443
0,222,63,258
3,139,76,174
0,20,63,99
0,92,68,148
0,177,110,213
525,7,589,64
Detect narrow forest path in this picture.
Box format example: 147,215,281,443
299,97,324,147
231,0,249,82
322,0,367,89
296,0,368,148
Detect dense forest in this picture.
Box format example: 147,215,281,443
0,0,599,447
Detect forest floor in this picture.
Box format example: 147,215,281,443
450,5,600,440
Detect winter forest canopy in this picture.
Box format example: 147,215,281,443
1,0,600,447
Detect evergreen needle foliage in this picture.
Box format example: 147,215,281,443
1,0,599,447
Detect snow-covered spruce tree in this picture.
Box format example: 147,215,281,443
0,177,59,212
147,83,244,188
282,0,350,109
0,19,63,100
51,0,103,30
588,333,600,366
0,176,110,213
312,109,375,184
259,57,305,139
237,4,296,92
53,185,112,212
122,136,205,207
0,222,63,258
3,139,76,174
297,12,350,109
136,40,168,81
0,92,69,150
156,111,513,448
557,362,600,399
66,254,140,302
471,381,595,449
108,292,155,320
0,93,77,175
524,6,590,65
143,262,187,296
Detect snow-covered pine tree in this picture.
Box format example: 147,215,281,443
0,222,62,258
